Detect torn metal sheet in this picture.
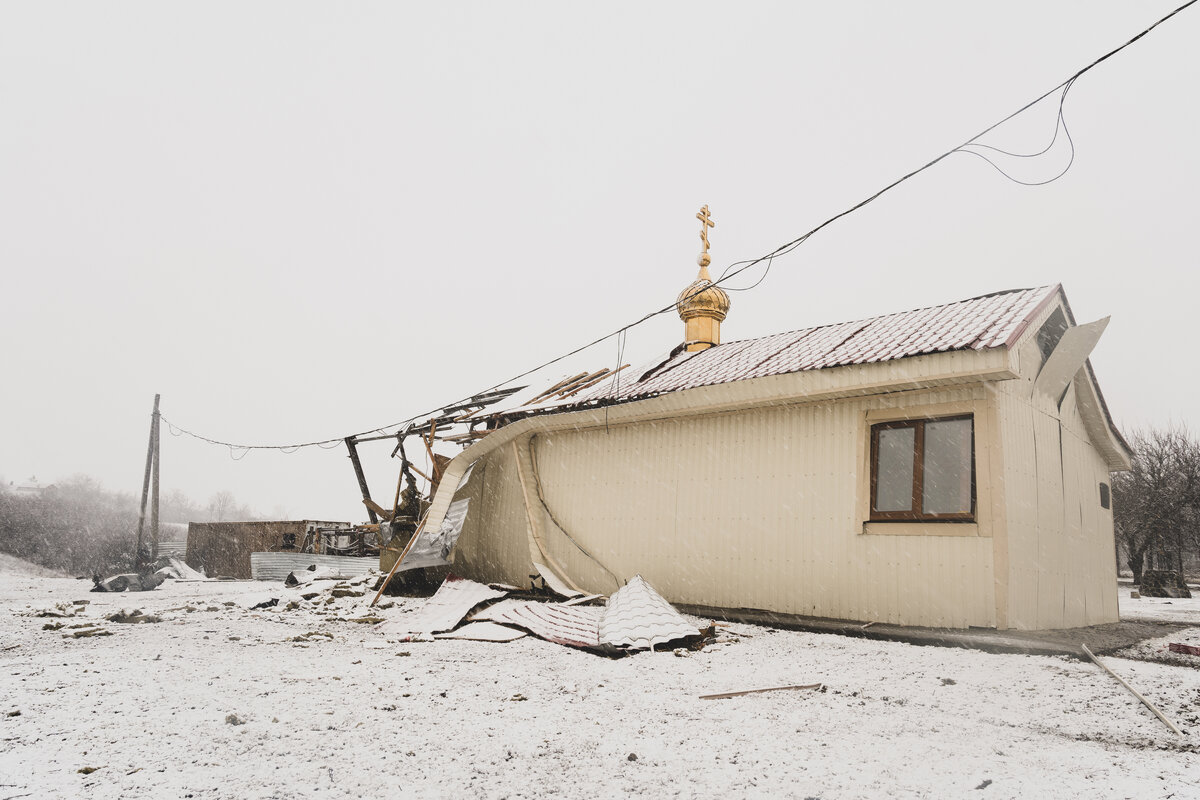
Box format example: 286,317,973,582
493,601,604,650
562,594,605,606
468,597,530,623
400,498,469,571
379,575,506,639
1034,317,1108,401
599,575,700,650
434,622,527,643
532,562,584,599
399,464,478,571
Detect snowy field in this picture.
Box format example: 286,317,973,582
1,565,1198,800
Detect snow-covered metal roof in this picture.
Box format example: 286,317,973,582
579,286,1057,403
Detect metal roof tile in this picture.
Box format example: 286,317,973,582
598,575,701,650
572,286,1057,406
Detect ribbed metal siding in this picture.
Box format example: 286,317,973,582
993,299,1119,630
249,552,377,582
443,349,1025,629
520,385,996,628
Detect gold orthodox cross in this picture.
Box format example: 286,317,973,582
696,205,715,255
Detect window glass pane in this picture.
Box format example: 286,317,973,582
922,418,972,514
875,426,915,512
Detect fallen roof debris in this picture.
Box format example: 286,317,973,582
600,575,701,650
434,622,528,642
490,601,606,650
378,575,507,640
377,572,709,655
92,572,166,593
159,557,208,582
531,562,584,599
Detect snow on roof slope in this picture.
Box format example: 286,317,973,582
577,285,1057,403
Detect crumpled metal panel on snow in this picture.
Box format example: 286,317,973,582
492,602,605,650
433,621,527,642
379,575,506,639
599,575,700,650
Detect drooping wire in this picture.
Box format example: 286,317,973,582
953,78,1077,185
157,0,1198,456
605,328,628,433
159,415,345,452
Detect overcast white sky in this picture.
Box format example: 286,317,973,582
2,2,1197,521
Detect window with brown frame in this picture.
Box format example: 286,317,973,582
870,415,975,521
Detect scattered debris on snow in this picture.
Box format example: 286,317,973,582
105,609,162,624
91,571,166,593
65,625,112,639
28,601,85,618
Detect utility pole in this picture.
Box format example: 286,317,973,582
150,396,160,561
135,394,161,572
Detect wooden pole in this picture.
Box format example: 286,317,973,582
345,436,378,524
700,684,823,700
390,464,406,520
134,394,160,571
1082,644,1183,736
150,400,160,561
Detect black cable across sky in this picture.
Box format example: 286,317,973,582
162,0,1198,456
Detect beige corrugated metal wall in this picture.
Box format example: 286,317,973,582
444,327,1122,630
454,382,999,629
994,297,1119,629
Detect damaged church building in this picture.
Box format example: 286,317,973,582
398,221,1130,632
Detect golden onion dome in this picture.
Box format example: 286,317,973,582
676,259,731,323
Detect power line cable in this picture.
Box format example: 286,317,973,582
160,0,1197,455
954,78,1078,185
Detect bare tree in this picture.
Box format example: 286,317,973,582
207,490,237,522
1112,426,1200,583
160,488,200,523
205,490,257,522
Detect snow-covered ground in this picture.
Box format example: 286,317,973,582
0,552,69,578
1118,583,1200,623
1,564,1198,800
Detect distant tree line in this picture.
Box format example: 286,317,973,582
1113,426,1200,583
0,476,261,575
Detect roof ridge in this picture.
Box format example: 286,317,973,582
720,285,1053,349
